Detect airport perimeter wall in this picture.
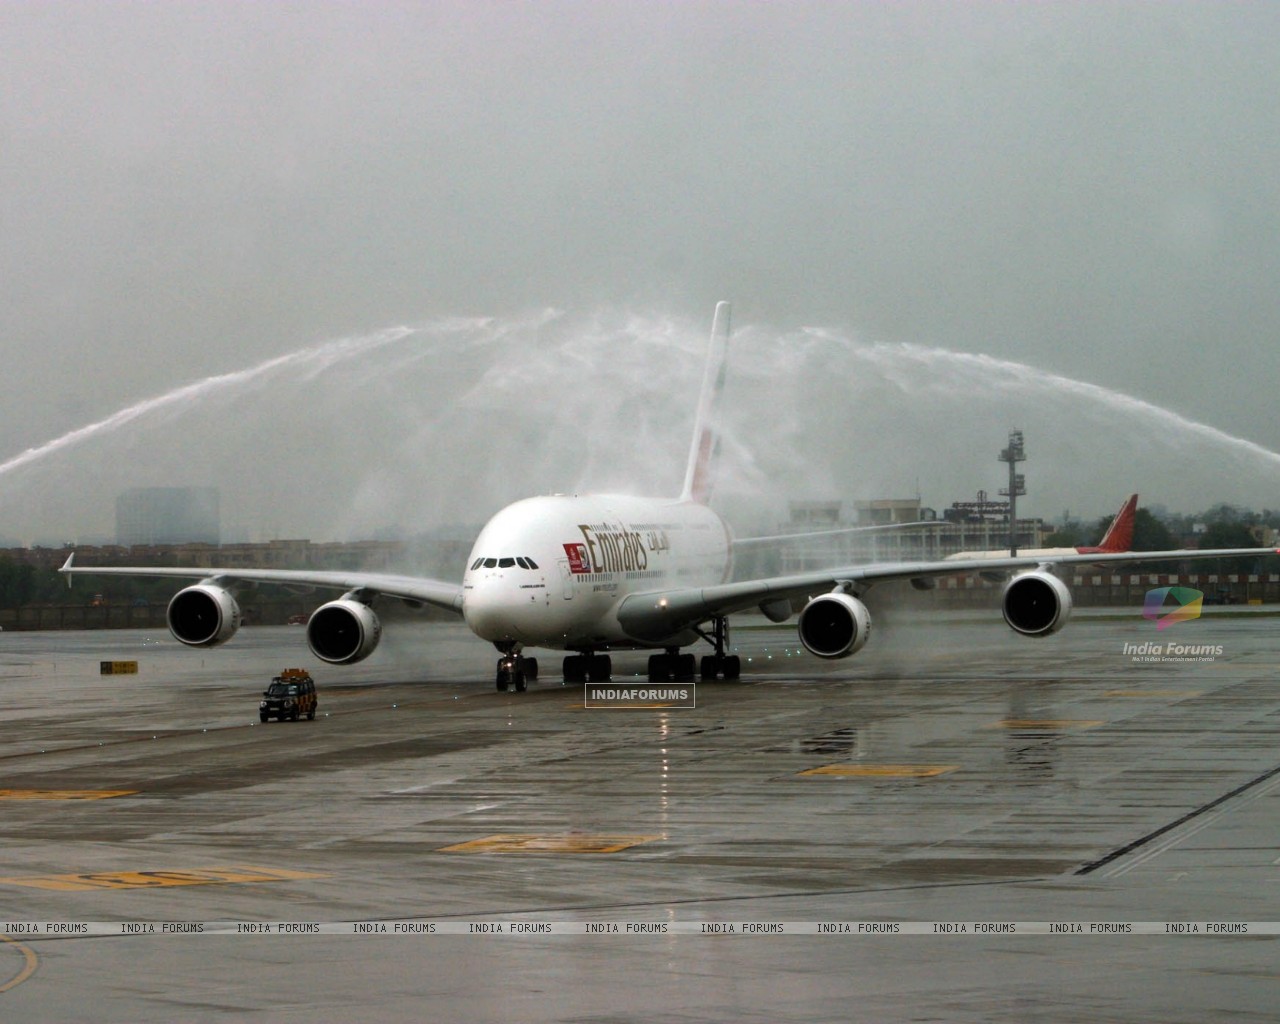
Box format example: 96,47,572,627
927,572,1279,608
1,574,1275,631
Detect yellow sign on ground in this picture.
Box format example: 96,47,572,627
798,764,958,779
0,865,327,892
100,661,139,675
0,789,138,800
440,834,661,854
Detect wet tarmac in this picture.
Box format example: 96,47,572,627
2,608,1278,1022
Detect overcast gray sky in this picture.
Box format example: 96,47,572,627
2,2,1278,545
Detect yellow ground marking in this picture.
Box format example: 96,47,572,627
798,764,959,779
0,865,327,892
99,661,138,675
0,936,38,994
440,834,661,854
989,719,1105,730
1103,690,1203,698
0,789,138,801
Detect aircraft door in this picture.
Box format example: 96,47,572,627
558,560,575,601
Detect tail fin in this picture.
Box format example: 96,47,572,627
679,301,731,504
1090,493,1139,553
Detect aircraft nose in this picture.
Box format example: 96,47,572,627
463,574,544,643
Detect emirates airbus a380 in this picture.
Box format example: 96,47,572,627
61,303,1277,691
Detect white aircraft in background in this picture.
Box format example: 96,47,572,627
944,492,1139,562
736,492,1140,563
61,303,1277,691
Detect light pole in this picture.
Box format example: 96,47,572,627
999,430,1026,556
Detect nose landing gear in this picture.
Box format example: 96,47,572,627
496,651,538,692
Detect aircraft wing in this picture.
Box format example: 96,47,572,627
616,546,1278,642
732,520,941,547
58,555,464,614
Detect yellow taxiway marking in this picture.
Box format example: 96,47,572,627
798,764,959,779
989,719,1105,730
0,865,327,892
0,789,138,801
440,834,661,854
1103,690,1203,699
0,936,38,994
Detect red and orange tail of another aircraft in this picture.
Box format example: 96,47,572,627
1077,493,1138,554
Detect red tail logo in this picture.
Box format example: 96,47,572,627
1077,494,1138,554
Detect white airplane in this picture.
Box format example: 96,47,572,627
736,493,1140,561
944,492,1139,561
61,303,1277,691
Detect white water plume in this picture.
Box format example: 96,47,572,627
1,311,1275,547
0,326,421,481
712,324,1280,528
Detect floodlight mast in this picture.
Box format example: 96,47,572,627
998,430,1027,556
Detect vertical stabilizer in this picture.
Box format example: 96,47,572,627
679,302,731,504
1082,493,1138,553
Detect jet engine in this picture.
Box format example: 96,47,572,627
797,592,873,659
167,584,241,648
306,599,382,665
1002,571,1072,637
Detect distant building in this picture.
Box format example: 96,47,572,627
854,498,936,526
116,487,221,546
777,497,1047,573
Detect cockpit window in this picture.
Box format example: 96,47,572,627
473,556,539,571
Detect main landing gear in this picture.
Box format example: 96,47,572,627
497,615,742,691
496,653,538,692
698,615,741,681
562,653,612,683
647,617,741,683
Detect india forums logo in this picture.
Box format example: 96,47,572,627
1142,587,1203,631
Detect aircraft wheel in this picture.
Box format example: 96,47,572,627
675,653,697,680
563,655,586,684
724,655,741,680
700,656,717,681
647,654,671,683
523,658,538,682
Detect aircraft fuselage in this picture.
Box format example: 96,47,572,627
461,494,731,651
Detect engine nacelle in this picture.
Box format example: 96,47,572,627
306,599,382,665
1002,571,1072,637
167,584,241,648
797,592,873,659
